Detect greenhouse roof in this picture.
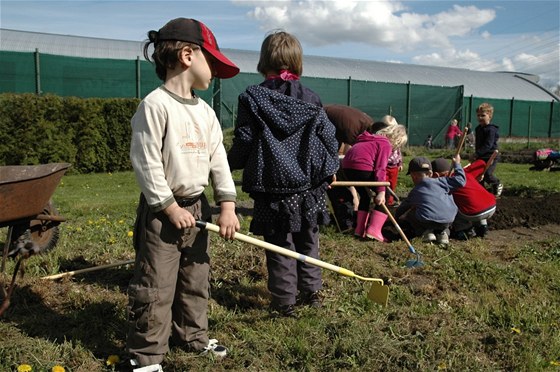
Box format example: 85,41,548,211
1,28,558,102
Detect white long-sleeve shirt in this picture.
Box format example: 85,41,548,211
130,87,236,212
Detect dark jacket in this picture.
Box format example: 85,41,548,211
228,84,339,194
475,123,499,160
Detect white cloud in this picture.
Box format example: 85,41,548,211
236,0,495,52
233,0,558,90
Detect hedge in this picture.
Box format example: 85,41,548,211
0,93,139,173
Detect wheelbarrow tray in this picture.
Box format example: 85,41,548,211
0,163,71,225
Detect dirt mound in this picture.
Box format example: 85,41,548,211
491,193,560,230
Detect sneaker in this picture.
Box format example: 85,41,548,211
493,183,503,197
436,231,449,245
133,364,163,372
297,291,322,308
270,303,296,318
474,224,488,238
116,358,163,372
422,230,436,243
202,339,228,358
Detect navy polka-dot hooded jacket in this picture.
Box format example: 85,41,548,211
228,84,339,194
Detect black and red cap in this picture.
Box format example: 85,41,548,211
157,18,240,79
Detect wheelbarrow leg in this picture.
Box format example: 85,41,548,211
1,226,14,274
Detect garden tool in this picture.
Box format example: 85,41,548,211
41,259,135,280
478,149,499,182
449,127,469,173
380,204,424,268
196,221,389,307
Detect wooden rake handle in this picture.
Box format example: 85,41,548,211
478,149,499,182
196,221,384,284
42,259,135,280
331,181,390,187
449,127,469,172
380,204,417,255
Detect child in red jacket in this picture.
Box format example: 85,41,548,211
431,158,496,239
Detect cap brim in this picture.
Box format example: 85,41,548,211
203,47,240,79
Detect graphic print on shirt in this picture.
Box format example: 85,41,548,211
180,120,206,154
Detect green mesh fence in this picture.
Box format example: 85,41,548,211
1,50,558,145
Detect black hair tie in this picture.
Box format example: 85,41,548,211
147,30,159,43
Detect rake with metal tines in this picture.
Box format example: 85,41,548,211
196,221,389,307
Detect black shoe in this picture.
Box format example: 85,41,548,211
297,291,322,308
452,228,475,241
270,303,296,317
474,224,488,238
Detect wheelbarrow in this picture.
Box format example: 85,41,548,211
0,162,71,316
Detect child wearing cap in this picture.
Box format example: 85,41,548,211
342,121,408,241
228,31,339,317
126,18,240,370
431,158,496,239
395,155,466,245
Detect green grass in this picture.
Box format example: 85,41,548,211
1,150,559,371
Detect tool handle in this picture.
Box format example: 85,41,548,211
380,204,417,254
478,149,499,182
449,127,469,172
196,221,382,283
331,181,390,187
41,259,135,280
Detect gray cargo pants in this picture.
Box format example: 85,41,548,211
126,193,212,366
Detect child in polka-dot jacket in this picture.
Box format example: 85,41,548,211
228,30,339,317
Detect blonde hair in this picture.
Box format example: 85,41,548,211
380,115,398,126
377,124,408,149
257,30,303,76
477,103,494,119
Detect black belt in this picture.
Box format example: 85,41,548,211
176,194,201,208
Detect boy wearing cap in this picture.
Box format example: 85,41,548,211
395,155,466,245
126,18,240,370
431,158,496,239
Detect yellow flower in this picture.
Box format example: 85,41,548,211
550,360,560,366
17,365,32,372
119,219,124,224
52,366,65,372
106,355,120,366
510,327,522,334
127,231,134,237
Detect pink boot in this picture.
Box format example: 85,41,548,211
365,210,388,242
354,210,369,238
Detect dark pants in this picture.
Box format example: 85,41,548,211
482,155,500,188
343,168,375,212
264,224,322,306
126,194,212,366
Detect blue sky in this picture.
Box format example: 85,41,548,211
2,0,559,90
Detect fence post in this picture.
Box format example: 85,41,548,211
34,48,41,94
527,105,532,148
509,97,515,137
549,100,554,139
213,78,222,124
406,81,411,143
347,76,352,106
136,56,141,99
